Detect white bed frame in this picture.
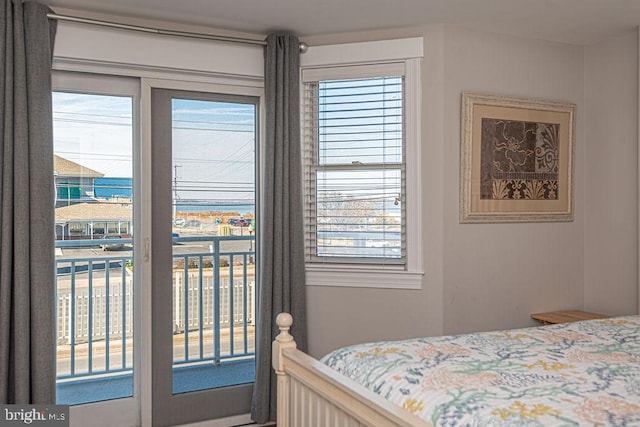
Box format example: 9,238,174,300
272,313,432,427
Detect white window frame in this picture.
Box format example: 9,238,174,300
301,38,424,289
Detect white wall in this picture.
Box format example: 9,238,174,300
584,31,639,315
442,26,586,334
305,25,639,358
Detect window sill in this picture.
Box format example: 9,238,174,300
305,265,423,289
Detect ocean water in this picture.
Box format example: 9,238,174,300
94,177,254,214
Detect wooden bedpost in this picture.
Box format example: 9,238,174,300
273,312,297,427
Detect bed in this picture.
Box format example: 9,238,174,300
272,312,640,426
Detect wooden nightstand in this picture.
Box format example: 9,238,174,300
531,310,608,325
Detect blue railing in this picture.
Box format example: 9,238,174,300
55,235,255,381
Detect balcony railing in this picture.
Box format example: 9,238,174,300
55,235,256,383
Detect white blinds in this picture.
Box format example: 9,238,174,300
302,64,406,264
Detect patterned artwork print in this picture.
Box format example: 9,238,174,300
322,316,640,426
480,118,560,200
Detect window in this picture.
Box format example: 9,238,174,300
301,38,424,289
52,78,137,409
303,69,404,263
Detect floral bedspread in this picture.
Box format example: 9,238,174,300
321,316,640,426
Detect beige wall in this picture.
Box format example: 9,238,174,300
584,31,639,315
304,25,639,358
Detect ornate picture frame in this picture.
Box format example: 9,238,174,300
460,92,576,223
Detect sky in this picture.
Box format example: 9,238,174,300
53,92,133,177
52,92,257,207
171,98,256,206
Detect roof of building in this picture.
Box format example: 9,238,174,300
54,155,104,178
55,202,132,222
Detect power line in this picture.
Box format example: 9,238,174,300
53,110,131,120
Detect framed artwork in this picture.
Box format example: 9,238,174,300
460,92,576,223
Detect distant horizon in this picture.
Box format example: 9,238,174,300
176,203,254,214
92,177,255,214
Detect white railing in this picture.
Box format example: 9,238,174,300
55,235,256,379
56,276,255,345
172,273,255,334
57,281,134,345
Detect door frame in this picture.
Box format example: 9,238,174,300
140,78,264,427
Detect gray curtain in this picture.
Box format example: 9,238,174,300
0,0,57,404
251,33,307,423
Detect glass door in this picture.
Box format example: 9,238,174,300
150,87,258,426
54,90,135,404
52,71,140,427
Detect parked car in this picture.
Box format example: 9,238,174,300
226,218,240,225
101,234,125,251
236,219,251,227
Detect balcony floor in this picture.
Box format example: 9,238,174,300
57,359,255,405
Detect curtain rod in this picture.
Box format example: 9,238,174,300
48,13,298,48
47,14,309,51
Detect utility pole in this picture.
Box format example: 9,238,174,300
173,164,182,223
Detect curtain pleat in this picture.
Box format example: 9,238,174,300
0,0,57,404
251,33,307,423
